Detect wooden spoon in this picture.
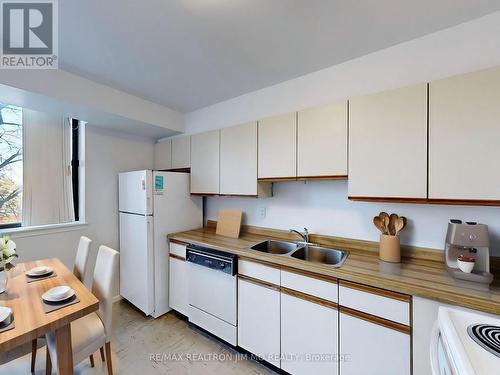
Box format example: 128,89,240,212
395,216,407,235
373,216,386,234
379,212,390,234
389,213,399,235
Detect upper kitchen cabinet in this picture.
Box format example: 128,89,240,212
348,83,428,200
258,112,297,180
429,66,500,203
297,101,348,178
190,129,220,195
171,136,191,170
220,122,268,196
154,139,172,170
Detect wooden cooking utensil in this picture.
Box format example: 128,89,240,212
379,212,390,234
389,213,399,235
395,216,407,235
373,216,386,234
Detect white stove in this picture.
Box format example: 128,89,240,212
431,307,500,374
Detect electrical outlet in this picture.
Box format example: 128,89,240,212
258,206,267,219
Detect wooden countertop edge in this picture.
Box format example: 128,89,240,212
168,230,500,316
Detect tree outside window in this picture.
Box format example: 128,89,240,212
0,104,22,227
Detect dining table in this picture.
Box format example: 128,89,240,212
0,258,99,375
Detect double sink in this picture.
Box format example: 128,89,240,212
250,240,348,267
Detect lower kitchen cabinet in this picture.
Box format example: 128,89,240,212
340,310,411,375
237,277,281,368
281,291,338,375
169,242,188,315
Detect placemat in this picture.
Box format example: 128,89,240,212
0,313,15,333
26,271,57,283
43,294,80,313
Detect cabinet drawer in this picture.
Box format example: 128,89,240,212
169,241,187,259
339,281,410,325
281,269,337,303
238,259,280,285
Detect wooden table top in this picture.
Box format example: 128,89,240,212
0,258,99,352
169,226,500,316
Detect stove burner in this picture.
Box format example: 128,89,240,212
467,324,500,358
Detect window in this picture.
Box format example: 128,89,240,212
0,103,84,230
0,104,22,228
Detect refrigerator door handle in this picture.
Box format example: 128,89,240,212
141,178,146,190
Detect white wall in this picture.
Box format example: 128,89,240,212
10,125,154,291
187,12,500,255
205,181,500,255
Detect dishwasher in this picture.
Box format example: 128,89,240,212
186,244,238,345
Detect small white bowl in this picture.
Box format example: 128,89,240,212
457,259,475,273
47,286,71,300
29,266,51,275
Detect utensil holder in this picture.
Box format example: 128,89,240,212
379,234,401,263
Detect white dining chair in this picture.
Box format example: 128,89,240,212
73,236,92,282
31,235,93,373
45,245,119,375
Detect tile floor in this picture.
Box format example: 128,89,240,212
0,300,276,374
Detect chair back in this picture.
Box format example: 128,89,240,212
92,245,119,340
73,236,92,282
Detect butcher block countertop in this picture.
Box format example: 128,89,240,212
168,222,500,315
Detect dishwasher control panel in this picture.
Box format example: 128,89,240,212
186,244,237,276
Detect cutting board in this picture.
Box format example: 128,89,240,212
216,210,243,238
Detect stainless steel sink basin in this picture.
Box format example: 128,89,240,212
250,240,300,255
290,245,348,267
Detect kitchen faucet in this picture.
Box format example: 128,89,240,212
289,227,309,243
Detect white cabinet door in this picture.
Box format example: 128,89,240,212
154,139,172,170
238,278,281,368
340,311,411,375
172,136,191,169
297,101,347,178
258,112,297,179
281,292,338,375
220,122,257,195
190,130,220,194
348,83,428,199
429,66,500,200
169,256,188,316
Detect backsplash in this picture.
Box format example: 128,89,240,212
205,180,500,256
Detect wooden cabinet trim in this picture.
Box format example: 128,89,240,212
166,167,191,173
257,177,297,182
348,196,428,204
281,265,338,284
190,193,220,197
340,306,411,335
296,175,348,181
169,253,186,261
281,286,338,310
340,280,411,302
239,256,281,270
238,274,280,292
169,239,189,246
350,197,500,207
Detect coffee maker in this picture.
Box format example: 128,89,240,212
445,220,493,285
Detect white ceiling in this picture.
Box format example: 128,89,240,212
59,0,500,112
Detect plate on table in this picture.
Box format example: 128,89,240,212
25,266,53,277
42,286,75,303
0,306,12,323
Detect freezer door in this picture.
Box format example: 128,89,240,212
119,170,153,215
119,212,154,315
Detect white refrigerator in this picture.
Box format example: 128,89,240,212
118,170,202,318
